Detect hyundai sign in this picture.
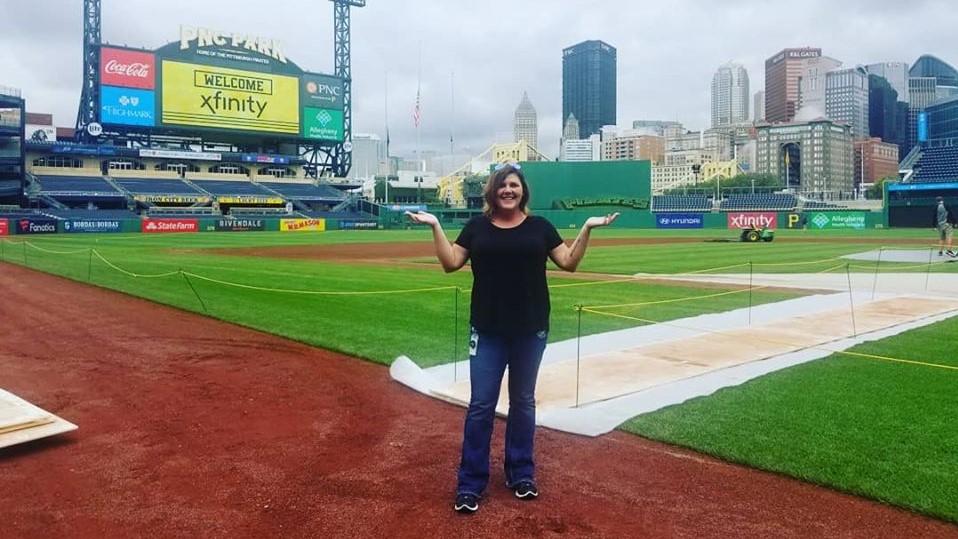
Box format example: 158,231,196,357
656,213,703,229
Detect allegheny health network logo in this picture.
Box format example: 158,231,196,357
812,213,830,229
315,109,332,127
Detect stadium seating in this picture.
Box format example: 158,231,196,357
114,177,205,196
258,181,348,202
0,208,40,219
650,195,712,213
37,175,123,198
42,208,138,220
229,207,292,217
909,146,958,183
146,207,219,217
190,179,275,197
719,193,797,211
300,210,376,220
802,200,846,210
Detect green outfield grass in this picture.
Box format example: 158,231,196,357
2,226,957,522
622,322,958,523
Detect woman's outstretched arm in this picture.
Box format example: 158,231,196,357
549,212,620,272
406,211,469,273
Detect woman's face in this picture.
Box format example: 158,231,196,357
495,173,523,212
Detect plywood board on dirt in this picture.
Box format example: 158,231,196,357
0,389,77,450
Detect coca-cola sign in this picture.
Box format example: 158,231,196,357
100,47,155,89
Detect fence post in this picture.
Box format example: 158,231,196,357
846,264,857,337
181,270,209,313
575,304,582,408
871,246,883,300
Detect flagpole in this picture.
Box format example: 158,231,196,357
450,70,455,158
384,70,390,204
416,42,422,176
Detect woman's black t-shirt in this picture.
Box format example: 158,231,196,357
455,215,563,336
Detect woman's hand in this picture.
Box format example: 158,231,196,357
584,212,620,230
405,210,439,227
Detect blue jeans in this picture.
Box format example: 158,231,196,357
456,328,548,496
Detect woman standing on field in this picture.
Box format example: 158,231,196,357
406,162,618,514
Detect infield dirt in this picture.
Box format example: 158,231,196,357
2,261,956,538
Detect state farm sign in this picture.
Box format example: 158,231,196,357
0,218,8,236
141,219,199,234
101,47,155,89
727,212,777,229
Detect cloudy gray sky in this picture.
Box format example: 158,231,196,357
2,0,956,159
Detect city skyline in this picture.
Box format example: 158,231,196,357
2,0,958,162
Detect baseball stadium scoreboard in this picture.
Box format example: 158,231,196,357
98,25,344,142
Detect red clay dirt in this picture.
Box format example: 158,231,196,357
2,262,956,539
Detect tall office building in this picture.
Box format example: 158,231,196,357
631,120,681,137
865,62,910,104
755,118,853,199
908,55,958,150
562,40,617,138
868,74,908,154
562,113,580,141
825,67,869,138
764,47,823,123
796,56,842,119
753,91,765,122
346,133,388,180
911,54,958,100
513,91,538,152
711,62,750,127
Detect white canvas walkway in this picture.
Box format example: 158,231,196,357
391,271,958,437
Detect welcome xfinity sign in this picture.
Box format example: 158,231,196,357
98,25,345,142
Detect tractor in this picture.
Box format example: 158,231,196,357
740,226,775,242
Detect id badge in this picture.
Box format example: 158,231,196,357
469,329,479,357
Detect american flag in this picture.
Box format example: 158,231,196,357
413,88,421,128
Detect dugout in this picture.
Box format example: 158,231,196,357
885,181,958,227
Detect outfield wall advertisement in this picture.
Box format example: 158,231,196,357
0,219,7,236
215,219,265,232
97,26,345,141
280,219,325,232
63,220,123,234
727,212,778,229
141,219,199,234
15,219,57,235
807,212,867,230
655,213,703,229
